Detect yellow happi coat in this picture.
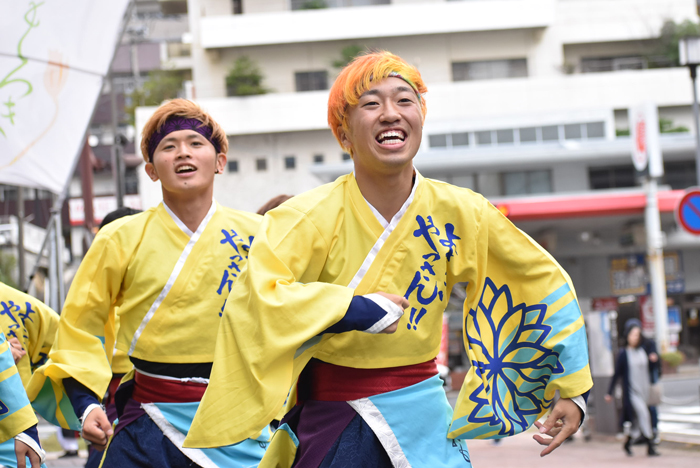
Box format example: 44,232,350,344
185,172,593,448
28,202,261,429
0,331,37,443
0,282,59,387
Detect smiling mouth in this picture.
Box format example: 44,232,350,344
175,165,197,174
376,130,406,145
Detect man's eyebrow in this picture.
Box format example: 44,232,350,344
359,89,380,98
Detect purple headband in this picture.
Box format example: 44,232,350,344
147,117,221,161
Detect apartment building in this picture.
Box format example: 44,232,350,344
136,0,700,360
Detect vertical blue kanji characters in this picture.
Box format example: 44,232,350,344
403,215,461,330
0,300,22,340
217,229,253,316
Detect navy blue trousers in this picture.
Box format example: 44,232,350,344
316,414,392,468
101,413,199,468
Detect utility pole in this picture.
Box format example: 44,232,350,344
16,187,25,291
679,37,700,186
630,102,668,352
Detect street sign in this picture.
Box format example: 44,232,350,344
676,188,700,235
629,102,663,177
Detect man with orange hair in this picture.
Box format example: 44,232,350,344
186,52,592,467
29,99,267,467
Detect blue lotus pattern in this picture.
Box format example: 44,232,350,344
465,277,563,436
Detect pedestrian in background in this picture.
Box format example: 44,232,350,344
605,318,661,456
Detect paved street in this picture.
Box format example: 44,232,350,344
658,373,700,443
466,431,699,467
41,432,699,468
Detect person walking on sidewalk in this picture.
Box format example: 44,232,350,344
605,318,660,456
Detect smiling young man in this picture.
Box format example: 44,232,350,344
185,52,593,467
28,99,267,467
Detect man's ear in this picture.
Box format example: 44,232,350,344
145,162,159,182
215,152,227,174
338,125,353,152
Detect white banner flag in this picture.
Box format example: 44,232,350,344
0,0,130,193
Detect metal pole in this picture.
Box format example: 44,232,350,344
47,219,58,311
690,65,700,186
16,187,25,291
53,203,65,308
644,177,669,353
110,74,125,208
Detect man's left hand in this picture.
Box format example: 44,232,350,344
9,338,26,364
532,398,581,456
15,439,41,468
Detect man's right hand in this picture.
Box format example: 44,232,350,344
374,292,410,334
82,407,113,450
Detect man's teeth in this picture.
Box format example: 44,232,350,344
176,165,196,173
378,130,405,143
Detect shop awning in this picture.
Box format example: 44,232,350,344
495,189,686,221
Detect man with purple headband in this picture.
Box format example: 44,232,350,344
28,99,268,467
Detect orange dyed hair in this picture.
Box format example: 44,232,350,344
328,51,427,153
140,98,228,162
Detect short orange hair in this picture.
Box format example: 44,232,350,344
328,51,427,153
140,99,228,162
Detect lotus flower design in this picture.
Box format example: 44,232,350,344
465,278,562,436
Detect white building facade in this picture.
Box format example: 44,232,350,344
137,0,700,367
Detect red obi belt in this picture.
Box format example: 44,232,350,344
298,358,438,402
132,371,207,404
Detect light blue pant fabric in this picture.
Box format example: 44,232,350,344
365,374,472,467
151,401,270,467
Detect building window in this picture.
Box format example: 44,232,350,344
284,156,296,170
232,0,243,14
256,158,267,171
452,59,527,81
496,129,514,144
342,152,351,161
166,42,191,58
429,134,448,148
586,122,605,139
589,165,636,189
476,131,492,146
519,127,537,143
564,123,582,140
452,132,469,146
581,56,647,73
295,71,328,92
427,121,606,151
502,170,552,196
291,0,390,10
227,160,239,173
313,154,324,164
663,160,697,190
541,125,559,141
